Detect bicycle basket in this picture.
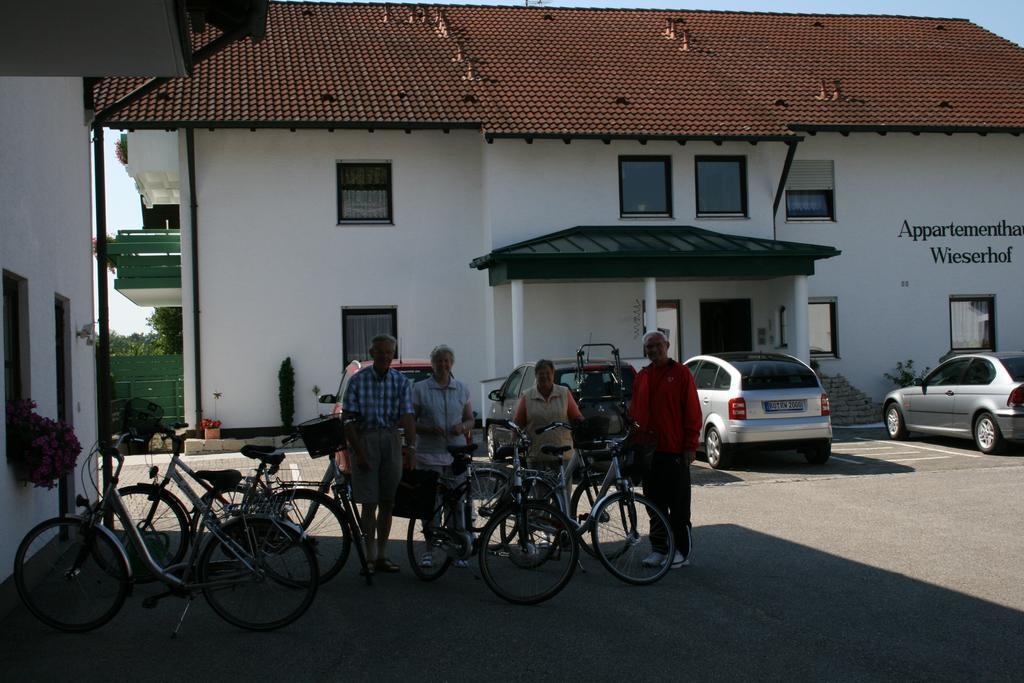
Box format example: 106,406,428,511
122,397,165,438
572,415,611,444
297,415,347,458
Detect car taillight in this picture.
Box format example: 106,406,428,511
1009,386,1024,407
821,393,831,416
728,397,747,420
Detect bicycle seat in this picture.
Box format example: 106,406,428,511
194,469,243,493
540,445,572,456
241,445,286,466
447,444,479,457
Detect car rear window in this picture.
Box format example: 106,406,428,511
734,360,819,390
556,367,635,398
999,357,1024,381
398,368,432,384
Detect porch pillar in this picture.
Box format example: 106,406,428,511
791,275,810,363
643,277,658,334
511,279,524,366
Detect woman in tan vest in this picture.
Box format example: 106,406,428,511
512,359,583,469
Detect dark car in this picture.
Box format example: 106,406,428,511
484,358,636,460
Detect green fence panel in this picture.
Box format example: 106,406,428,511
111,355,184,428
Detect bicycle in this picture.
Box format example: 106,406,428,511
13,425,318,634
521,421,675,585
409,423,579,605
122,414,371,586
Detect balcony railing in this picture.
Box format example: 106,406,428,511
107,229,181,307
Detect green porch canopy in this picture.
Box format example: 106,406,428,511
470,226,841,286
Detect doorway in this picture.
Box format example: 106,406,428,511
700,300,752,353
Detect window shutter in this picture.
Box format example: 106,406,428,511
786,160,834,190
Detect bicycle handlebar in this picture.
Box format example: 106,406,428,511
535,421,573,435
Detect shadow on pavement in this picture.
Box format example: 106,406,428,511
2,524,1021,681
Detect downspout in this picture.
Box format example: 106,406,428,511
92,126,113,495
772,140,800,240
187,128,203,430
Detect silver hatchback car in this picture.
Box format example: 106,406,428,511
882,352,1024,454
684,353,833,470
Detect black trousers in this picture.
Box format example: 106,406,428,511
643,451,692,557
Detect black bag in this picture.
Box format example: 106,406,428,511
392,469,440,519
622,429,658,485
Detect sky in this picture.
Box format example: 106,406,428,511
98,0,1024,333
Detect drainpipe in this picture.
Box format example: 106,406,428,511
187,128,203,430
772,140,800,239
93,126,113,493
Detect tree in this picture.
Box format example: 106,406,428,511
108,330,158,356
147,307,183,355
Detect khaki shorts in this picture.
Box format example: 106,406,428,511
350,429,403,505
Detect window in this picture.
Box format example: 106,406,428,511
785,160,835,220
962,359,996,386
337,162,392,223
777,305,787,348
342,307,397,363
693,362,720,390
619,156,672,216
4,273,28,402
925,358,971,386
809,299,838,357
950,296,994,351
695,156,747,216
502,366,526,400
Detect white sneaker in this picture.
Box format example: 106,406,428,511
419,553,433,568
642,551,667,567
671,551,689,568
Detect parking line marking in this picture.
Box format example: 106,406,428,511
830,456,863,464
852,436,983,458
886,455,951,463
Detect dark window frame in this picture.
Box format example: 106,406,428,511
695,155,748,217
949,296,996,352
618,155,673,217
341,307,398,364
336,161,394,224
809,299,839,358
785,189,835,220
4,272,28,403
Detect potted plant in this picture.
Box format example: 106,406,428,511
5,399,82,488
200,418,222,440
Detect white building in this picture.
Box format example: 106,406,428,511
98,3,1024,434
0,0,267,599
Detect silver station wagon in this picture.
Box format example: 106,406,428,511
684,353,833,470
882,352,1024,454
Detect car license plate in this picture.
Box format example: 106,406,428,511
763,400,806,413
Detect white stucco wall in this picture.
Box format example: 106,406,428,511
779,134,1024,400
163,127,1024,430
0,77,97,581
179,129,489,429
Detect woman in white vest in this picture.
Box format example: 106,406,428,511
512,359,583,469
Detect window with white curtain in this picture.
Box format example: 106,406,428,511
342,308,397,363
809,299,838,357
949,296,995,351
785,160,835,220
337,162,392,222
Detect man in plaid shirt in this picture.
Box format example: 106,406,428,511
343,334,417,573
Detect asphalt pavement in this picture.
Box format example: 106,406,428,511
2,426,1022,681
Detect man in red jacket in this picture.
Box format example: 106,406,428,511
630,330,702,567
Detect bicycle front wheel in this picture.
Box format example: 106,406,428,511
198,516,318,631
279,489,351,583
591,492,674,585
14,517,130,632
114,484,191,581
478,501,578,605
469,466,509,533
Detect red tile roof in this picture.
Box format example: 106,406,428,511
94,2,1024,137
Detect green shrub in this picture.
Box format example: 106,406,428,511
884,359,930,388
279,357,295,430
